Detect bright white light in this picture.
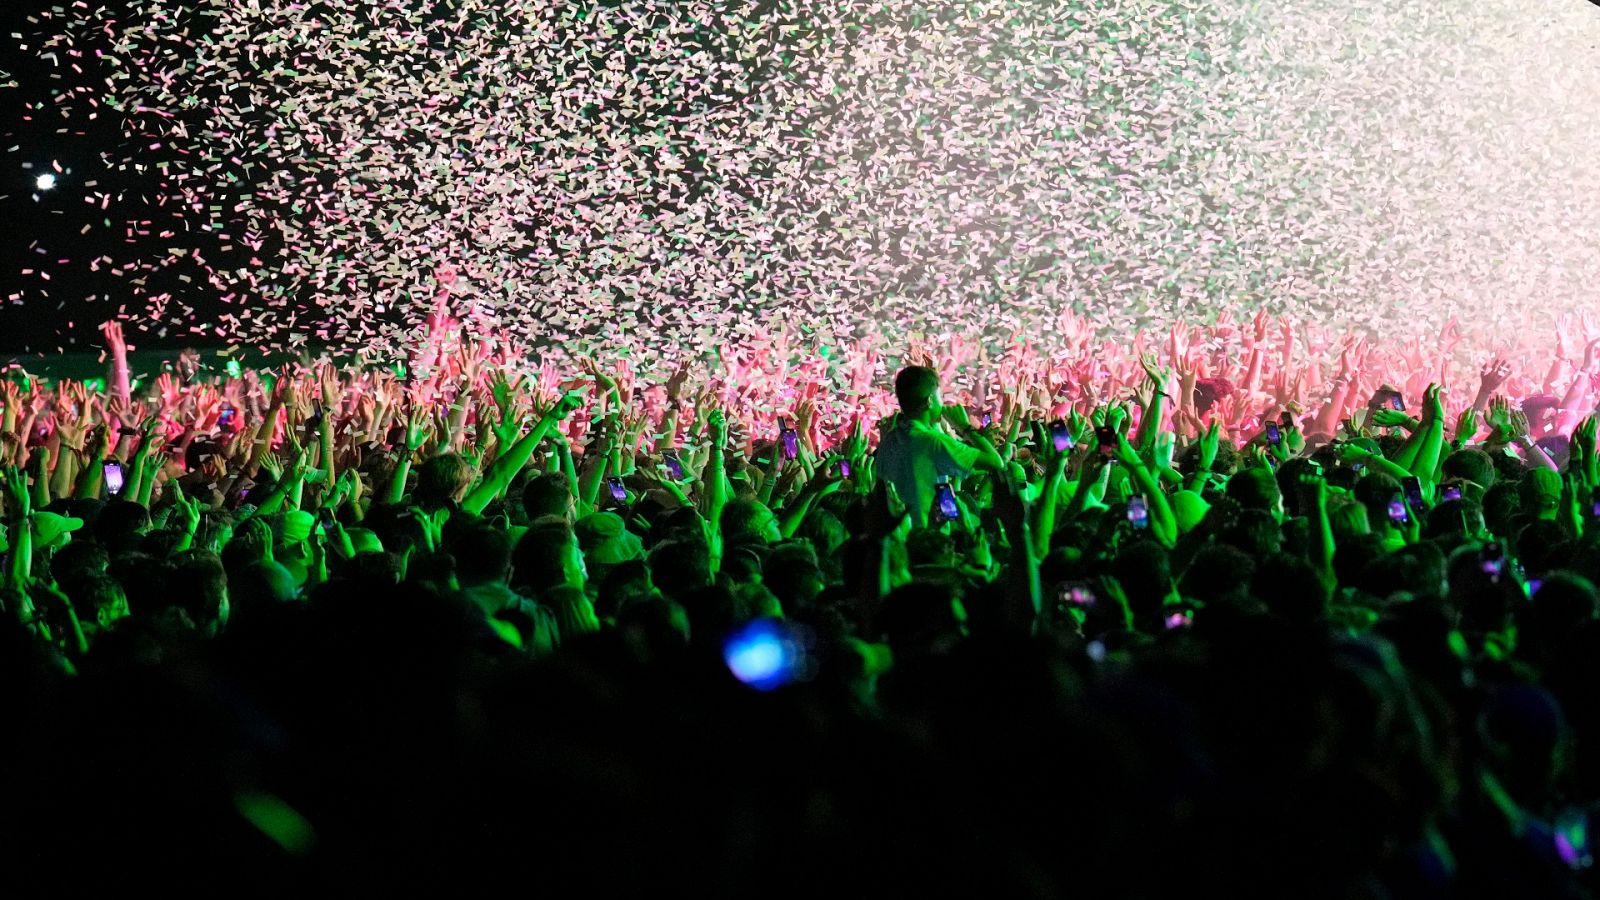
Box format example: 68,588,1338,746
35,173,56,191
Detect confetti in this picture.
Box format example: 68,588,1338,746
2,0,1598,368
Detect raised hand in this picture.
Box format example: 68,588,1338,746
1477,358,1512,397
1369,408,1417,430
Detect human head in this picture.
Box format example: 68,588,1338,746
415,453,474,510
167,552,230,637
521,473,574,523
451,524,514,587
511,521,587,594
1442,449,1497,491
720,498,781,547
1225,467,1284,522
893,365,941,418
648,538,713,599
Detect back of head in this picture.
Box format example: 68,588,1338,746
648,538,713,599
511,521,581,594
1252,553,1329,623
1225,466,1281,518
451,523,513,587
521,473,573,522
167,551,230,636
1518,468,1562,517
893,365,940,416
1442,448,1497,490
229,559,299,620
877,580,964,652
94,500,151,556
1181,544,1257,607
720,497,779,547
415,453,473,509
1353,471,1403,531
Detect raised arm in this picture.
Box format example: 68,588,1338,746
461,392,582,516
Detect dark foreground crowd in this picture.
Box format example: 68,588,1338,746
4,324,1600,899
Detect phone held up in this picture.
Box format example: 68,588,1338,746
933,476,960,523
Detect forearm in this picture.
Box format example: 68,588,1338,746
385,458,412,505
1408,421,1446,485
50,450,78,500
1031,462,1067,558
319,418,336,486
76,446,105,499
137,455,161,507
577,445,611,513
1312,383,1350,436
1004,519,1041,637
462,417,556,515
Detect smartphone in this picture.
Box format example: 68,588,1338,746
1389,394,1405,411
1591,497,1600,518
1442,485,1463,502
1265,422,1281,445
1527,578,1544,597
663,453,685,481
1127,495,1149,530
981,412,993,428
777,418,799,461
1095,425,1118,458
1401,475,1426,512
317,508,336,534
1049,419,1073,452
607,475,627,503
219,406,237,428
1164,606,1194,630
1387,497,1410,526
933,477,960,523
103,461,124,496
837,458,852,478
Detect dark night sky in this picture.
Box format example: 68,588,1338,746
0,1,236,356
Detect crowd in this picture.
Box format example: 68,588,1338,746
3,311,1600,898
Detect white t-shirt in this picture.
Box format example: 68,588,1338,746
875,418,982,528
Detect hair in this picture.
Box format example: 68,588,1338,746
94,500,152,556
1225,467,1281,517
905,527,957,569
544,584,600,642
1219,508,1282,558
521,473,573,521
1251,553,1329,623
67,573,128,629
1352,472,1404,532
1181,544,1257,607
1422,498,1484,541
450,524,513,587
511,521,579,594
763,541,825,612
893,365,940,416
414,453,473,510
167,551,230,636
1442,449,1497,490
648,538,713,599
596,559,655,622
720,498,777,547
228,559,299,618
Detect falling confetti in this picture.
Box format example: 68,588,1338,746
5,0,1600,366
